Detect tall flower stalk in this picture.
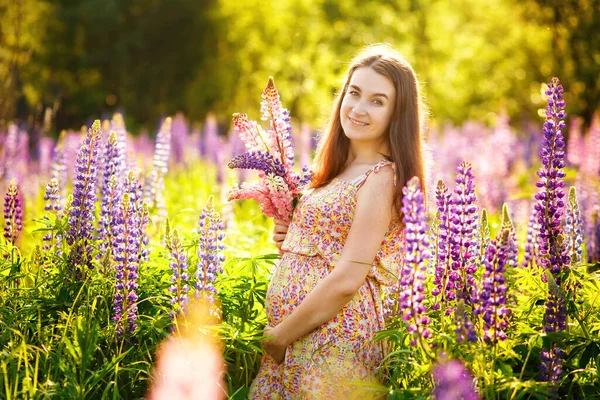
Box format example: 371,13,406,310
166,225,191,319
564,187,584,265
398,177,432,351
145,117,172,217
3,179,23,246
431,180,454,325
112,193,141,337
195,196,225,300
449,161,480,305
534,77,570,387
42,178,63,252
66,120,102,278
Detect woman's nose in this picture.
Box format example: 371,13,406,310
352,101,367,115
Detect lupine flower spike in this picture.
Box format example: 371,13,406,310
534,77,569,387
145,117,172,217
112,193,141,337
66,120,102,278
449,161,479,305
166,226,192,319
195,196,225,302
42,178,63,252
431,180,454,317
398,177,432,347
432,358,480,400
564,187,584,265
227,78,312,222
3,179,23,246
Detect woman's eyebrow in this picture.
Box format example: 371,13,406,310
349,85,389,99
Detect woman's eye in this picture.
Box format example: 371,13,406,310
349,90,359,97
373,100,383,106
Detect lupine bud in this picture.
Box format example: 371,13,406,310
166,228,191,319
3,179,23,246
42,178,63,252
432,180,454,313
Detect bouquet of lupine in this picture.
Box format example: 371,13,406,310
227,77,312,222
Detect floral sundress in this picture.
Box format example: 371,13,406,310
249,160,405,399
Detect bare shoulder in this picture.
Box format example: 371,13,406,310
357,164,395,206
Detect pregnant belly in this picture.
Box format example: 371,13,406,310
265,252,331,326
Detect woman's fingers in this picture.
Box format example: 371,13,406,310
273,233,287,244
273,224,289,234
273,218,289,227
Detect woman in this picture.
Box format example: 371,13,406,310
249,44,428,399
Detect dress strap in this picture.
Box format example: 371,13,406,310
352,160,397,189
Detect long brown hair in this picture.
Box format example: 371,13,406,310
310,44,428,215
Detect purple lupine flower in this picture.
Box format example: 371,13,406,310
66,120,102,277
1,125,18,181
588,207,600,263
454,300,476,343
3,179,23,246
37,137,55,177
431,180,455,314
566,117,584,167
448,161,479,304
501,204,519,269
432,358,480,400
166,227,191,319
540,272,566,384
112,193,141,337
398,177,432,346
195,196,225,298
98,132,125,261
533,77,570,284
50,131,68,197
477,232,511,343
228,150,286,178
110,113,128,169
581,114,600,177
170,112,189,165
203,113,222,164
521,202,542,268
145,117,172,216
42,178,63,251
564,187,584,265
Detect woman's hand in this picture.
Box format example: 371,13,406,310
272,218,290,249
262,325,287,364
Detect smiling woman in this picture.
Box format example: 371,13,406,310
248,44,428,399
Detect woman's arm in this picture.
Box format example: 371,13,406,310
266,167,396,350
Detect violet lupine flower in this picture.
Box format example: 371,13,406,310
50,131,68,196
398,177,432,346
98,132,125,260
477,232,511,343
3,179,23,246
449,161,479,304
166,227,191,319
522,204,542,268
533,77,570,285
432,358,480,400
501,204,519,269
454,300,476,343
66,120,102,277
228,151,286,178
170,112,189,165
42,178,63,251
564,187,584,265
112,193,141,337
195,196,225,298
431,180,455,314
588,207,600,263
145,117,172,216
110,113,128,169
539,272,567,384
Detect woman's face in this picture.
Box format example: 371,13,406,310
340,67,396,147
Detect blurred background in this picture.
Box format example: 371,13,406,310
0,0,598,136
